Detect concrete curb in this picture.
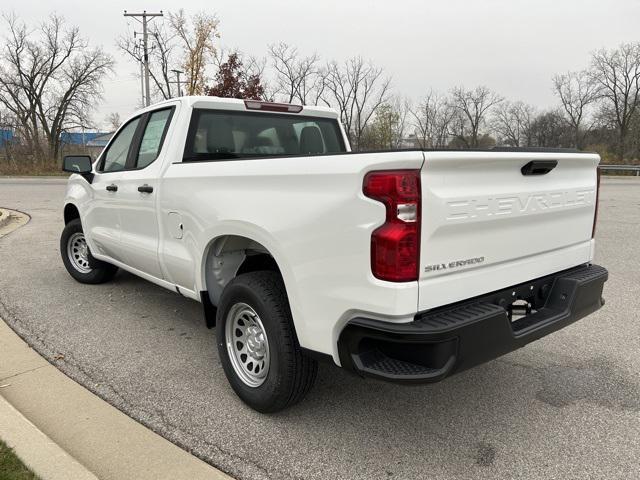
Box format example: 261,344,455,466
0,396,99,480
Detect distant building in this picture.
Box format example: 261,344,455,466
86,132,114,147
400,134,422,149
0,128,14,147
59,131,112,146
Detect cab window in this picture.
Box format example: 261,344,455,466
136,109,173,169
100,117,141,172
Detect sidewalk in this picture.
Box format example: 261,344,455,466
0,212,231,480
0,319,232,480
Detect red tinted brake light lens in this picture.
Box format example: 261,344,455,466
363,170,421,282
244,100,303,113
592,167,601,238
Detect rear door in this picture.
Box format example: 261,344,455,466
418,151,599,311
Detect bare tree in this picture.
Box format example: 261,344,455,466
553,70,597,148
118,23,176,102
492,101,536,147
214,48,264,75
169,10,219,96
410,91,455,148
105,112,121,131
268,43,325,105
392,97,411,148
321,57,391,150
449,86,503,148
361,96,410,150
0,13,113,161
529,109,571,148
590,43,640,160
149,24,177,99
244,55,276,101
243,55,268,81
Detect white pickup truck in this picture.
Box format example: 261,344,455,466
61,96,607,412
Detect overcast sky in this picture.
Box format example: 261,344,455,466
8,0,640,130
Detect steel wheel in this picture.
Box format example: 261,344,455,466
225,302,270,388
66,232,91,274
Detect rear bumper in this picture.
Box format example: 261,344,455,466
338,264,608,383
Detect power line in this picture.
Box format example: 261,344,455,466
123,10,163,107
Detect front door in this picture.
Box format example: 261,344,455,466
116,107,175,279
84,116,142,264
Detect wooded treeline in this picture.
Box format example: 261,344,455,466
1,10,640,167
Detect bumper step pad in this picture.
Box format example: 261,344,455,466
353,349,454,380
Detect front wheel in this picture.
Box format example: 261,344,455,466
216,271,318,413
60,218,118,284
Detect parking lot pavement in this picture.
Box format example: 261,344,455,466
0,176,639,480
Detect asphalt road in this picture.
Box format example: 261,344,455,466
1,176,639,480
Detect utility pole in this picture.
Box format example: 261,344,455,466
170,69,184,97
133,37,145,106
123,10,163,107
139,52,145,105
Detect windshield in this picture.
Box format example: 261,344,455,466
183,109,346,161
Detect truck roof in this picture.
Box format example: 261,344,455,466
140,96,340,120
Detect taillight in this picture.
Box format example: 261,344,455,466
592,167,601,238
363,170,421,282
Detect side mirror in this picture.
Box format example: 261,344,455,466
63,155,93,174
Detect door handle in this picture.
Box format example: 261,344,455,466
521,160,558,176
138,184,154,193
106,184,118,192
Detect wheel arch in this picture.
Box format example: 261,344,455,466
202,234,289,315
64,203,81,225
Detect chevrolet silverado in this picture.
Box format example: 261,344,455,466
60,96,608,412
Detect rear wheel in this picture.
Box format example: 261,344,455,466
216,271,318,412
60,219,118,284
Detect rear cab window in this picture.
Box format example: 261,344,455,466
183,109,346,161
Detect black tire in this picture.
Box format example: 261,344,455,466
60,218,118,284
216,271,318,413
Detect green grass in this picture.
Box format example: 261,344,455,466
0,440,40,480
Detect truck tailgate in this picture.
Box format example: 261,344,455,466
418,151,599,311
